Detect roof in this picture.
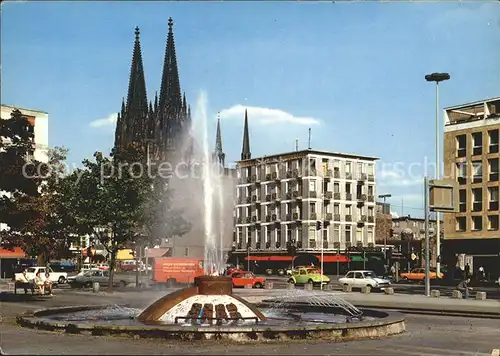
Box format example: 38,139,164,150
237,148,379,165
444,97,500,111
0,104,49,115
0,247,26,259
145,247,171,259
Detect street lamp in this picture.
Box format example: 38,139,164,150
425,72,450,278
378,194,392,260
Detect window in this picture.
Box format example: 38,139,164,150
322,228,328,245
472,132,482,155
488,129,499,154
238,227,243,243
309,180,316,193
367,226,374,242
367,164,374,176
472,216,482,231
488,215,499,231
472,188,482,212
356,227,362,242
456,134,467,157
488,187,499,211
266,227,271,243
459,189,466,212
368,207,374,217
333,224,340,242
472,161,482,183
456,217,466,232
334,204,340,215
488,158,499,182
333,183,340,193
309,202,316,213
345,225,351,242
368,185,374,196
456,162,467,184
357,162,363,179
277,227,282,244
354,272,363,279
345,272,354,278
345,204,352,215
345,162,352,174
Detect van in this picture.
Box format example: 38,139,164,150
153,257,204,284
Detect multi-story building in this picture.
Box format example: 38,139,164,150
442,97,500,277
392,215,442,241
230,112,381,273
0,105,49,234
375,202,392,245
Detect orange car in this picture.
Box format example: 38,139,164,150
400,268,444,281
230,271,266,288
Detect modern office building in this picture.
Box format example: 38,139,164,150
229,112,381,273
442,97,500,276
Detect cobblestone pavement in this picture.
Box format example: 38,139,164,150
1,290,499,355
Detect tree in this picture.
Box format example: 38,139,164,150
65,146,156,290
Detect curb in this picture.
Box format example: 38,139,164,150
351,304,500,319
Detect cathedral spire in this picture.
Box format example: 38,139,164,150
126,26,148,117
215,114,223,153
241,109,251,160
158,17,182,112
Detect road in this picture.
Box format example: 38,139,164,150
0,289,499,355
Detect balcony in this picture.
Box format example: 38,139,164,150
293,212,301,220
345,215,352,222
255,241,261,249
237,197,243,204
309,191,317,198
246,176,252,184
237,217,243,224
285,192,292,200
489,201,499,211
457,148,466,158
251,174,257,182
324,191,333,200
473,146,482,156
368,195,375,202
293,169,301,178
472,202,482,212
272,171,279,181
297,240,303,248
334,170,340,178
346,193,353,201
265,215,271,222
245,216,251,224
357,193,367,202
333,241,341,249
292,190,302,199
360,215,367,222
368,216,374,223
309,241,317,249
368,174,375,182
272,192,280,201
251,216,257,223
359,173,367,181
323,241,329,249
265,241,271,249
324,169,332,179
325,213,333,220
286,170,293,178
245,196,252,204
310,212,318,220
334,192,341,200
305,168,317,176
286,213,292,220
334,214,341,221
346,173,353,180
252,195,259,202
272,214,279,221
265,173,272,181
275,241,281,249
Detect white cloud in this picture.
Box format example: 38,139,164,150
219,104,321,126
89,113,117,128
378,169,422,187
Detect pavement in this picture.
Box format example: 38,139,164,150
0,289,499,355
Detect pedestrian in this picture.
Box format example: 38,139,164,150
464,263,470,279
44,272,54,296
34,271,44,295
457,277,473,299
390,265,396,279
477,266,485,282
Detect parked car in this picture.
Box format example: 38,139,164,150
120,260,137,271
338,270,391,291
287,267,330,286
49,261,77,273
15,266,68,284
68,270,132,288
400,268,444,282
230,271,265,288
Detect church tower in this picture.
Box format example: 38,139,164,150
240,109,251,160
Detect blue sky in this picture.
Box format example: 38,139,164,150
2,1,499,217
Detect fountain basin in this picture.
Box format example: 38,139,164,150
16,304,405,342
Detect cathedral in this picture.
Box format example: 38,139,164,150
113,18,192,162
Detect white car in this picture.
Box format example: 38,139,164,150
339,270,391,290
15,266,68,284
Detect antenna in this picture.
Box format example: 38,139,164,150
295,139,299,152
308,128,311,149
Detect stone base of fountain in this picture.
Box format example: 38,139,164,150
16,275,406,342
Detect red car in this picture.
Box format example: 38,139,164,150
230,271,265,288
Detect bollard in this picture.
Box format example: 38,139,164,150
323,284,333,291
304,283,314,291
452,290,462,299
384,287,394,295
431,290,440,298
92,282,100,293
361,286,371,294
342,284,352,292
244,284,253,289
475,291,487,300
264,281,274,289
286,283,295,290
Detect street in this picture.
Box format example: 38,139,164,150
0,288,499,355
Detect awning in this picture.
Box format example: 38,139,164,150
369,255,382,261
245,255,293,262
0,247,26,259
116,249,134,260
317,255,350,263
350,255,367,262
146,247,172,259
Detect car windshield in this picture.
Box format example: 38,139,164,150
364,271,377,278
26,268,36,273
307,269,320,274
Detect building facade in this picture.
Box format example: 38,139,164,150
375,202,392,245
0,105,49,234
442,97,500,278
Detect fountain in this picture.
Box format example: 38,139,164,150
16,92,405,342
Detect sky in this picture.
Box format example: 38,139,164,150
2,1,500,218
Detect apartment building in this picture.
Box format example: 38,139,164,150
1,105,49,233
392,215,442,241
233,149,379,255
442,97,500,277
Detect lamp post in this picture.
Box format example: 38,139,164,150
425,72,450,278
378,194,392,260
